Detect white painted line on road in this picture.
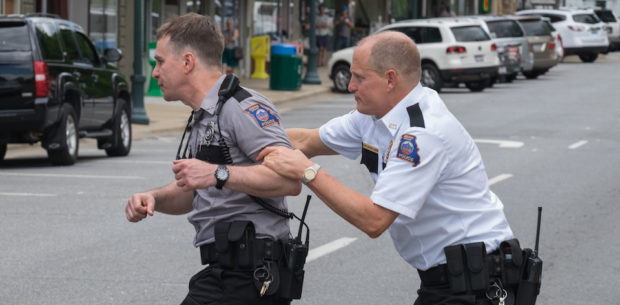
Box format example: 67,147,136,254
306,237,358,263
475,139,524,148
568,140,588,150
0,192,57,197
0,172,144,180
489,174,513,186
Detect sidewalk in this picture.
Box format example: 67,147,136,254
133,65,333,139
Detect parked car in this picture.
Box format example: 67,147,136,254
470,15,527,83
593,8,620,52
328,18,499,93
516,8,609,62
511,15,558,79
0,14,132,165
542,17,565,62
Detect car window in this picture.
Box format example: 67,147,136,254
0,22,31,51
74,32,100,66
542,14,566,23
34,22,64,61
392,26,442,44
573,14,600,24
486,20,524,38
594,10,617,22
520,20,552,36
451,26,490,42
59,28,81,62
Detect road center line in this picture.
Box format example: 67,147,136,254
0,192,57,197
306,237,358,263
0,172,144,180
568,140,588,150
489,174,513,186
474,139,524,148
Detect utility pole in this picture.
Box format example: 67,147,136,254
131,0,150,124
303,0,321,84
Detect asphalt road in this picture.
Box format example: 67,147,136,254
1,54,620,305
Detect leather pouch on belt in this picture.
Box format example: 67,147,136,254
464,242,489,292
444,244,467,293
214,221,256,269
500,239,523,286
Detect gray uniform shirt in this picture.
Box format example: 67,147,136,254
187,75,291,246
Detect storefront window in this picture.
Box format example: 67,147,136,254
89,0,117,52
2,0,20,14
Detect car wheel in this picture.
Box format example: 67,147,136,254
522,71,539,79
578,53,598,63
421,63,443,92
105,99,132,157
47,104,79,165
332,64,351,93
465,81,486,92
0,141,6,162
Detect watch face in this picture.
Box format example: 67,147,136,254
304,169,316,180
216,167,228,180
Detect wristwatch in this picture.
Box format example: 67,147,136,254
301,163,321,185
214,164,229,190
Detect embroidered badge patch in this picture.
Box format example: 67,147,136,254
244,103,280,128
396,134,421,166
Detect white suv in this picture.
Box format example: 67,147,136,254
328,18,500,93
516,8,609,62
594,8,620,52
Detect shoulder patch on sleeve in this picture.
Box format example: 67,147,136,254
243,103,281,128
396,134,421,166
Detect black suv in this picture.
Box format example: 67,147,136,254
0,14,131,165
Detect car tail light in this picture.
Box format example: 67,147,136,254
446,46,466,53
491,43,497,51
34,61,50,98
548,41,556,50
568,25,585,31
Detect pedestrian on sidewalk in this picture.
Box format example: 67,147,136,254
316,4,331,66
258,31,518,304
125,13,300,305
222,18,239,74
333,5,354,50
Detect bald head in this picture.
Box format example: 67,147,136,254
357,31,421,84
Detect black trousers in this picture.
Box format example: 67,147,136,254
181,265,291,305
414,282,493,305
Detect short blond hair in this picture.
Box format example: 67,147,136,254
358,31,421,81
157,13,224,68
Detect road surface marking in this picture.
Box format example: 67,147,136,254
0,192,57,197
306,237,358,263
475,139,524,148
0,172,144,180
489,174,513,186
568,140,588,150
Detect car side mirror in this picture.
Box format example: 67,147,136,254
103,48,123,63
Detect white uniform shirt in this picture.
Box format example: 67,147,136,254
319,84,514,271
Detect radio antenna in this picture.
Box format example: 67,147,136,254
534,206,542,256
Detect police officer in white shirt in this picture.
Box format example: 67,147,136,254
258,31,516,304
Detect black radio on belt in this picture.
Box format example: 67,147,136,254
515,207,543,305
278,195,311,299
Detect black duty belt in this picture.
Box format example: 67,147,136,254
418,248,501,286
200,238,283,266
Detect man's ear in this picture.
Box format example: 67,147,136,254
183,51,195,73
385,69,398,91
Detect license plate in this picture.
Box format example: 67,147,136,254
533,44,544,52
498,66,507,74
475,55,484,62
592,30,598,35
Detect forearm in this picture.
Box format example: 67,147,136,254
306,170,397,238
287,128,336,158
227,164,301,197
150,182,194,215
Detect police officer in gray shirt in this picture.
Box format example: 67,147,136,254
125,13,300,305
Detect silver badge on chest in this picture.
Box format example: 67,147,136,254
203,121,216,146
